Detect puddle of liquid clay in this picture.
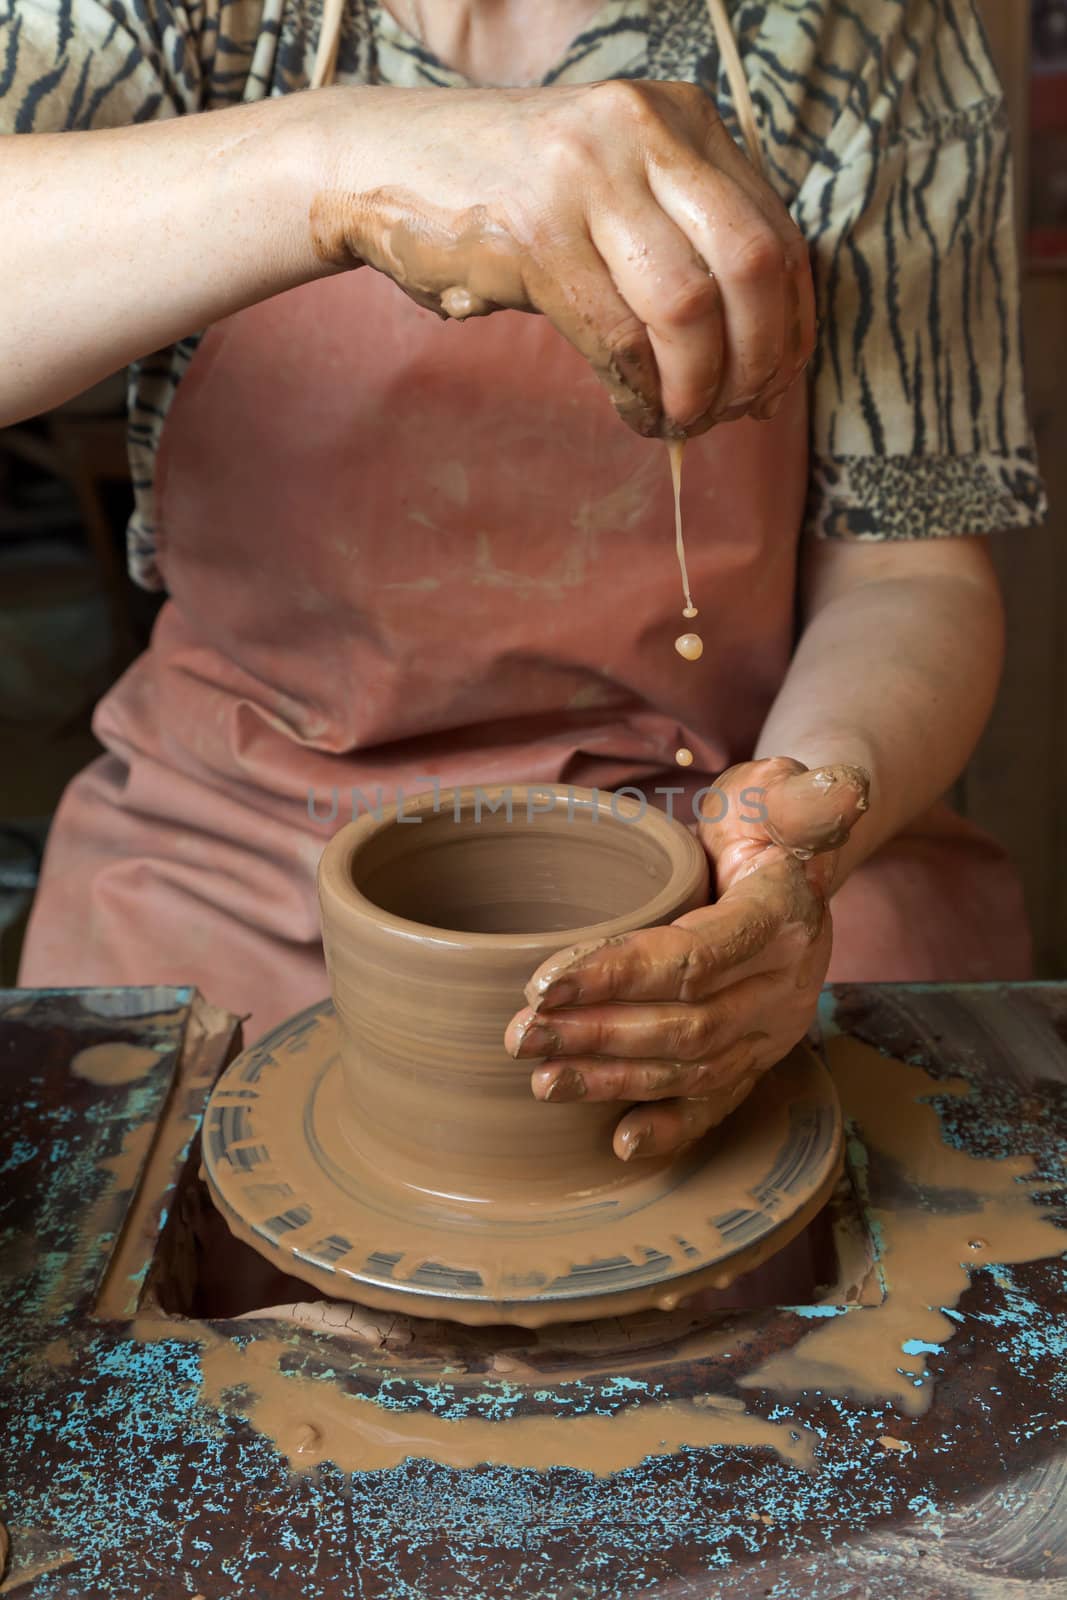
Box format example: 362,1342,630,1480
193,1334,817,1475
36,1040,177,1326
134,1036,1062,1479
203,1016,838,1325
70,1041,162,1086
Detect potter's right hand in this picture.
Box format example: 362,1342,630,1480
505,760,870,1160
305,81,815,434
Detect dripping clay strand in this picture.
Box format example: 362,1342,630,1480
667,437,698,621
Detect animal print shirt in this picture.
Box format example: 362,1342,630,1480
4,0,1047,588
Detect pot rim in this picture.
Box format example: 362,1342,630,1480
318,783,709,952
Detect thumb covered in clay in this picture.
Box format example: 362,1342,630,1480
730,757,870,860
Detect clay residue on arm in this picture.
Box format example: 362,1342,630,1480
307,183,659,432
309,188,524,313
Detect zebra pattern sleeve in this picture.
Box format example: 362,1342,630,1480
0,0,208,132
779,0,1046,541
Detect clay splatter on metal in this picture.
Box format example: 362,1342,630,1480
0,983,1064,1598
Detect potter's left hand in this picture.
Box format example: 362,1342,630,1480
505,758,870,1160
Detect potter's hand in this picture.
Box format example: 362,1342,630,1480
308,81,814,434
505,759,869,1160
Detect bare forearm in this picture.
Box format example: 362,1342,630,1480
1,97,330,423
754,537,1005,885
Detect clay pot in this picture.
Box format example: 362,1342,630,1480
318,785,709,1213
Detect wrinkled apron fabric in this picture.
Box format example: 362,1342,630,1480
21,270,1032,1033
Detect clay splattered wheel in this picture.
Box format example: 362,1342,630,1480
202,1000,843,1326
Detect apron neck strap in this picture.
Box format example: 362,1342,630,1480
704,0,763,173
309,1,763,171
310,0,344,88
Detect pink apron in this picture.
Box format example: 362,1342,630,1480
20,269,1032,1035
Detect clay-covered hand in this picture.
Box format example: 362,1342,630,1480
505,758,869,1160
307,81,814,434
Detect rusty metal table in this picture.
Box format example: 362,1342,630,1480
1,983,1065,1599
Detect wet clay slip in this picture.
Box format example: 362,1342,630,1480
202,785,844,1324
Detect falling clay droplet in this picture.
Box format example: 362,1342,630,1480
675,748,694,768
682,605,699,620
675,633,704,662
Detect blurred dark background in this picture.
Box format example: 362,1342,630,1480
2,1,1065,987
0,377,163,981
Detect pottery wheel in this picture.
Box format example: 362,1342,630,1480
202,1000,843,1326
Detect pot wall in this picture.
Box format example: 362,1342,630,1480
318,786,710,1208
